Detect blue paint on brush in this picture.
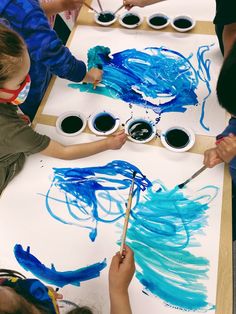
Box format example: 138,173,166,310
40,160,151,241
125,181,218,311
14,244,107,288
68,45,212,130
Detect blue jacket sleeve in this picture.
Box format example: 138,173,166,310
22,9,87,82
216,117,236,140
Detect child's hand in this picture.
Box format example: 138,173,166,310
123,0,143,9
83,68,103,85
106,130,127,150
216,134,236,163
203,147,223,168
109,245,135,295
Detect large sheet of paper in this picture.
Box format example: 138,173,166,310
0,125,224,314
42,26,225,136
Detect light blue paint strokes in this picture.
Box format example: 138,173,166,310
68,45,213,130
40,160,219,311
125,181,218,311
14,244,107,288
41,160,151,241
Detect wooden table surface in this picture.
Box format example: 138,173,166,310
33,4,233,313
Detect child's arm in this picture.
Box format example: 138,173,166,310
40,130,127,159
222,23,236,58
40,0,83,18
109,245,135,314
124,0,163,9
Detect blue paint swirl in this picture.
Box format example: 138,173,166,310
68,45,212,130
41,160,151,241
14,244,107,288
36,160,218,310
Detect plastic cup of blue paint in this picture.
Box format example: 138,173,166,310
56,111,87,136
160,126,195,152
94,11,117,26
171,15,195,32
119,11,143,29
125,117,156,144
88,111,120,135
147,13,170,30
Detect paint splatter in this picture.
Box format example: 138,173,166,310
68,45,212,130
37,161,218,310
14,244,107,288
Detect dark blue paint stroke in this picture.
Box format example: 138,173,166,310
14,244,107,288
39,161,219,310
196,45,213,131
41,160,151,241
126,181,218,311
68,45,212,130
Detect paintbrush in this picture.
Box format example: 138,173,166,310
178,165,207,189
83,2,99,14
119,171,137,255
96,0,104,12
113,4,125,15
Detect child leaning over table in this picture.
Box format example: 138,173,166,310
0,0,102,121
0,23,127,196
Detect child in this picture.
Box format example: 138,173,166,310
124,0,164,10
0,246,135,314
0,23,127,196
0,0,102,121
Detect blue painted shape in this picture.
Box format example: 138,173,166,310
68,45,212,130
126,181,218,311
41,160,151,241
39,161,219,310
14,244,107,288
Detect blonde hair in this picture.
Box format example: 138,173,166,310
0,23,25,87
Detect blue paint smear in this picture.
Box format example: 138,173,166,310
14,244,107,288
68,45,212,130
38,160,219,310
41,160,151,241
125,182,218,311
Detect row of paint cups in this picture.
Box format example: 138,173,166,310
95,11,196,32
56,110,195,152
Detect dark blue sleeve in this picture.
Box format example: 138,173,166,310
216,117,236,140
22,10,87,82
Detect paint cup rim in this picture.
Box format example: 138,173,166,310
170,15,196,32
160,126,195,152
146,13,170,30
56,111,87,137
88,110,120,136
119,11,143,29
125,117,156,144
94,11,117,26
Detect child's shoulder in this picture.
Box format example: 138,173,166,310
0,0,42,20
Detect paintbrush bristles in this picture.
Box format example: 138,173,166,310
119,171,137,255
178,165,207,189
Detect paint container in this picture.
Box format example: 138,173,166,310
160,126,195,152
56,111,87,136
171,15,195,32
125,117,156,143
94,11,117,26
88,111,120,135
119,12,143,29
147,13,170,30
